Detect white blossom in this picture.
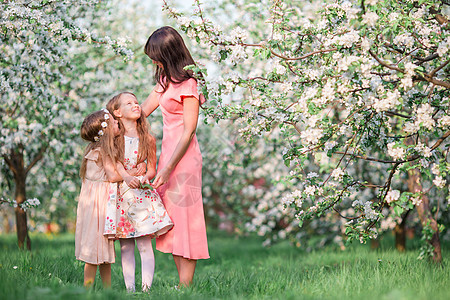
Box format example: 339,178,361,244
331,167,344,181
416,103,435,130
385,190,401,204
387,142,405,160
433,176,447,189
362,12,379,27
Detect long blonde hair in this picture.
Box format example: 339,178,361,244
106,92,156,166
79,110,116,179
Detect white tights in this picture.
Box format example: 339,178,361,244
119,236,155,292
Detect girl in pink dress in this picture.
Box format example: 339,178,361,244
142,26,210,287
75,109,121,288
106,92,173,292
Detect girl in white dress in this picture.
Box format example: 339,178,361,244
105,92,173,292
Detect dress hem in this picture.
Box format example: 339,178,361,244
115,224,174,240
75,256,115,265
156,247,210,260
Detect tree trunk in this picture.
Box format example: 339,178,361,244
370,238,380,249
15,175,31,250
408,168,442,263
6,148,31,250
394,209,410,252
394,222,406,252
2,210,11,233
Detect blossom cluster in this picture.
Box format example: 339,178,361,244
163,0,450,250
0,198,41,211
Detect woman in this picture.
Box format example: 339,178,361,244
141,26,209,287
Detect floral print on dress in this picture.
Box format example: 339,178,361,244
104,183,119,239
111,136,173,239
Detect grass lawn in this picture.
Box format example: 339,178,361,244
0,230,448,299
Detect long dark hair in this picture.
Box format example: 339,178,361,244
144,26,196,92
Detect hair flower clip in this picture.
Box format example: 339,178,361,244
101,121,108,128
104,114,110,120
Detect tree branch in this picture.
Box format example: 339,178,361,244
3,155,17,176
415,75,450,89
335,151,399,164
25,146,47,175
385,111,411,119
429,59,450,78
430,130,450,151
369,50,404,73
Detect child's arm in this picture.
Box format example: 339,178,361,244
127,162,147,176
116,162,140,189
102,155,123,182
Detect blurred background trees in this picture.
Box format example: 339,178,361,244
1,0,448,262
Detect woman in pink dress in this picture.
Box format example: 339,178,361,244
141,26,209,287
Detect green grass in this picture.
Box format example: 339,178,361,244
0,231,448,299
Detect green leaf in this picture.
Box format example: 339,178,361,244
284,159,291,167
139,182,154,191
394,206,404,216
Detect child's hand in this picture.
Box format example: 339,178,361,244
136,162,147,176
127,168,138,176
124,176,140,189
141,174,153,185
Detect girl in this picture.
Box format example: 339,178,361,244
106,92,173,292
142,26,209,288
75,109,121,288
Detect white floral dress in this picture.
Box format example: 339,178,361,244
104,136,173,239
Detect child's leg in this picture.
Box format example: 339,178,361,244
136,235,155,292
99,263,111,288
120,238,136,292
84,263,98,288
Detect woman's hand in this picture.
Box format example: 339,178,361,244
152,167,172,189
123,176,140,189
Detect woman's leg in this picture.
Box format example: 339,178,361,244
84,263,98,288
120,238,136,292
99,263,112,288
173,255,197,287
136,236,155,291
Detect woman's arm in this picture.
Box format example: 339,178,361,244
141,88,160,117
142,140,157,184
152,96,199,188
102,155,122,182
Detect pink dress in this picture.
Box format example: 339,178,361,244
155,78,210,260
75,148,115,265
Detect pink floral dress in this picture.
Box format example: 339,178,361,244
104,136,173,239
